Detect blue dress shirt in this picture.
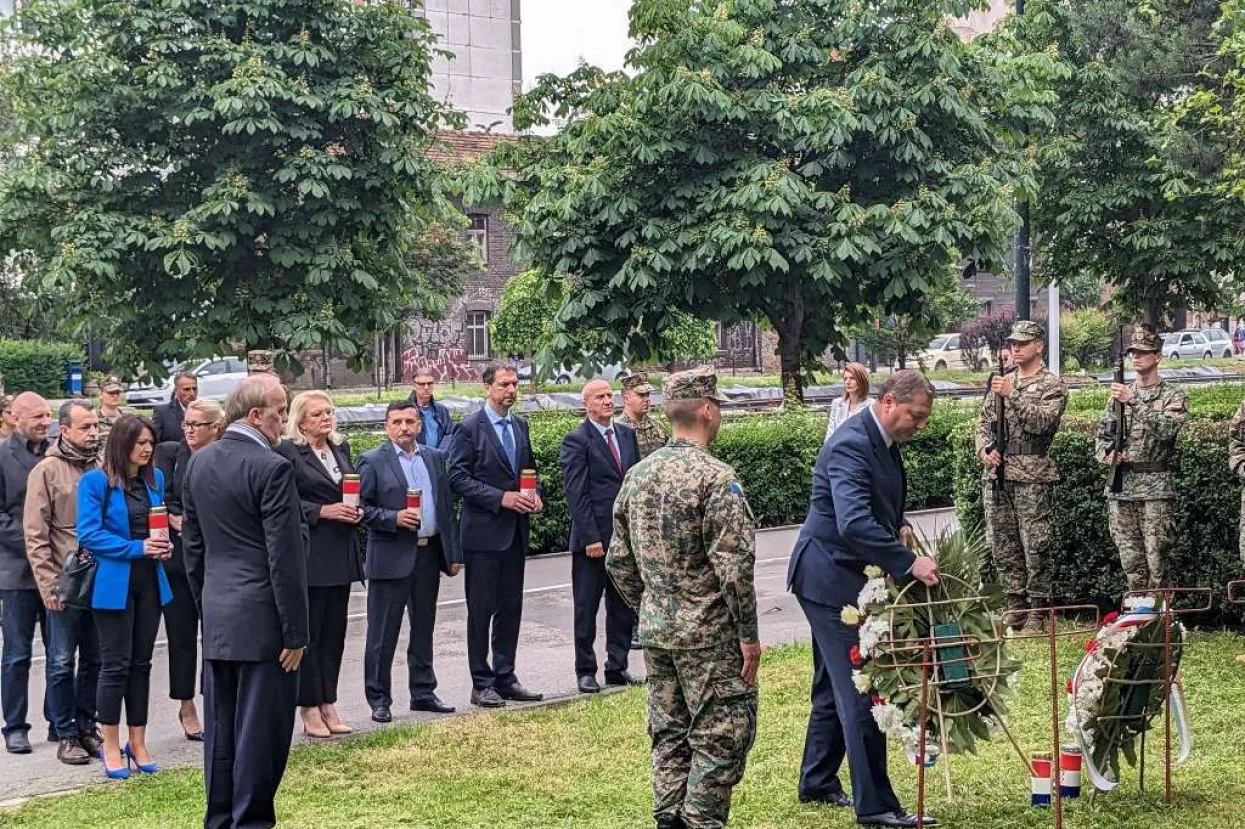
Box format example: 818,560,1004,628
393,442,437,537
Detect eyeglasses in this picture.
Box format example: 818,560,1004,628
413,381,434,387
183,421,214,430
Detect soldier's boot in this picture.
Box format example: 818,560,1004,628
656,817,687,829
1021,609,1046,635
1003,596,1028,631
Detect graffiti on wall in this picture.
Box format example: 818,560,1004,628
401,316,480,383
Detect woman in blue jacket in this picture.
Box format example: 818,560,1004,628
77,414,173,779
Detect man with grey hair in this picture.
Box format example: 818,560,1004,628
0,391,53,755
24,400,102,764
184,373,308,829
787,369,940,827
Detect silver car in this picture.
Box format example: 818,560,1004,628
1161,331,1215,361
1200,328,1234,358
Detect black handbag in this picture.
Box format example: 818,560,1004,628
55,485,111,609
56,547,97,609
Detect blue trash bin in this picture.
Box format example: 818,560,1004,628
65,360,83,396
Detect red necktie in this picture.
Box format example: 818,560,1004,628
605,428,622,471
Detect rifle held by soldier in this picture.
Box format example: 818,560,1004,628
1108,328,1127,494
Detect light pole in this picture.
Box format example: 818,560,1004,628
1014,0,1030,321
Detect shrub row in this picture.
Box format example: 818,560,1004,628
0,340,83,398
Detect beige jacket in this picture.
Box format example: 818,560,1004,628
24,444,93,601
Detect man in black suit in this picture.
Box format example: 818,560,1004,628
359,401,462,722
153,372,198,443
558,379,641,694
787,371,940,828
183,374,308,829
449,363,544,708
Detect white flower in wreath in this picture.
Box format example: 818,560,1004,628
858,616,892,658
857,578,890,609
852,670,872,694
871,703,906,734
841,605,862,626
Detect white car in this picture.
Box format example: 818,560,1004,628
1199,328,1234,359
914,334,993,372
125,357,249,406
1161,331,1217,361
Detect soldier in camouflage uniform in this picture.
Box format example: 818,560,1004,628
96,376,128,450
1096,329,1188,593
608,366,759,829
976,320,1069,631
1228,397,1245,565
618,372,669,459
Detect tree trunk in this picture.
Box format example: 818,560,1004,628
1142,297,1162,330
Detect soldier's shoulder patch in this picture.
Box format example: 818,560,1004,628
727,479,744,496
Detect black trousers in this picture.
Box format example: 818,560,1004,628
364,542,442,709
162,564,200,701
571,552,635,678
797,596,902,817
93,564,162,727
301,584,351,707
204,658,297,829
464,536,526,690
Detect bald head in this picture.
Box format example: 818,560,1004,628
11,392,50,442
582,379,615,426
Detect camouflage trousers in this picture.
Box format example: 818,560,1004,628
984,481,1054,606
644,640,758,829
1108,498,1174,593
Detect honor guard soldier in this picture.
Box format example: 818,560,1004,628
617,372,668,460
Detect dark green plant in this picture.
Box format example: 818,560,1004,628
0,340,85,397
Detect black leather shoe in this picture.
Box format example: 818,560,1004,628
370,705,392,723
47,726,57,744
605,670,643,687
577,675,601,694
471,688,506,708
800,791,852,807
4,730,32,754
496,682,543,702
858,811,936,827
411,696,455,714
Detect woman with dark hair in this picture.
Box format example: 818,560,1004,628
77,414,173,780
825,362,874,442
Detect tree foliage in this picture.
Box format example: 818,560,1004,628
962,310,1017,366
1060,307,1114,370
0,0,467,377
1015,0,1245,326
849,269,982,368
467,0,1060,400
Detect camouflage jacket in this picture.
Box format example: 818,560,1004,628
1095,379,1188,500
1229,400,1245,482
975,368,1068,483
616,412,668,460
607,438,758,650
97,409,127,451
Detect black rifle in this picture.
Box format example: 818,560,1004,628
984,369,1008,492
1108,328,1127,494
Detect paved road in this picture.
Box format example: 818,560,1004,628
0,509,956,804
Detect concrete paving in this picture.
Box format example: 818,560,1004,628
0,508,956,803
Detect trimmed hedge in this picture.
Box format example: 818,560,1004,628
0,340,83,398
344,406,969,555
952,414,1245,624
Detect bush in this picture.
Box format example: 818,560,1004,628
952,414,1245,625
342,405,974,555
0,339,83,398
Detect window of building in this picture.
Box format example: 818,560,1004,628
466,311,492,360
465,214,489,265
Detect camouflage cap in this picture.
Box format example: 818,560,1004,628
620,372,655,395
101,376,125,392
1007,320,1046,343
663,366,729,403
1126,329,1163,354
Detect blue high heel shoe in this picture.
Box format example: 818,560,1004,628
102,751,130,780
124,743,159,774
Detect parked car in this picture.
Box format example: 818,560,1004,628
1199,328,1234,359
125,356,248,406
914,334,993,372
1161,331,1218,361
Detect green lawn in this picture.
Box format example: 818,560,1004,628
4,637,1242,828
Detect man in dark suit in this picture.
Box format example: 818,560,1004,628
407,368,454,450
183,374,308,829
787,370,941,829
0,392,52,755
558,379,641,693
359,401,462,722
153,372,198,443
449,363,543,708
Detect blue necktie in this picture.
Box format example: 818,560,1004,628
499,418,517,473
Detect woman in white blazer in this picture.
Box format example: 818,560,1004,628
825,362,874,441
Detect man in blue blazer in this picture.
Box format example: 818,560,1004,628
558,379,641,694
448,363,543,708
359,401,462,722
787,371,941,828
406,368,455,450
